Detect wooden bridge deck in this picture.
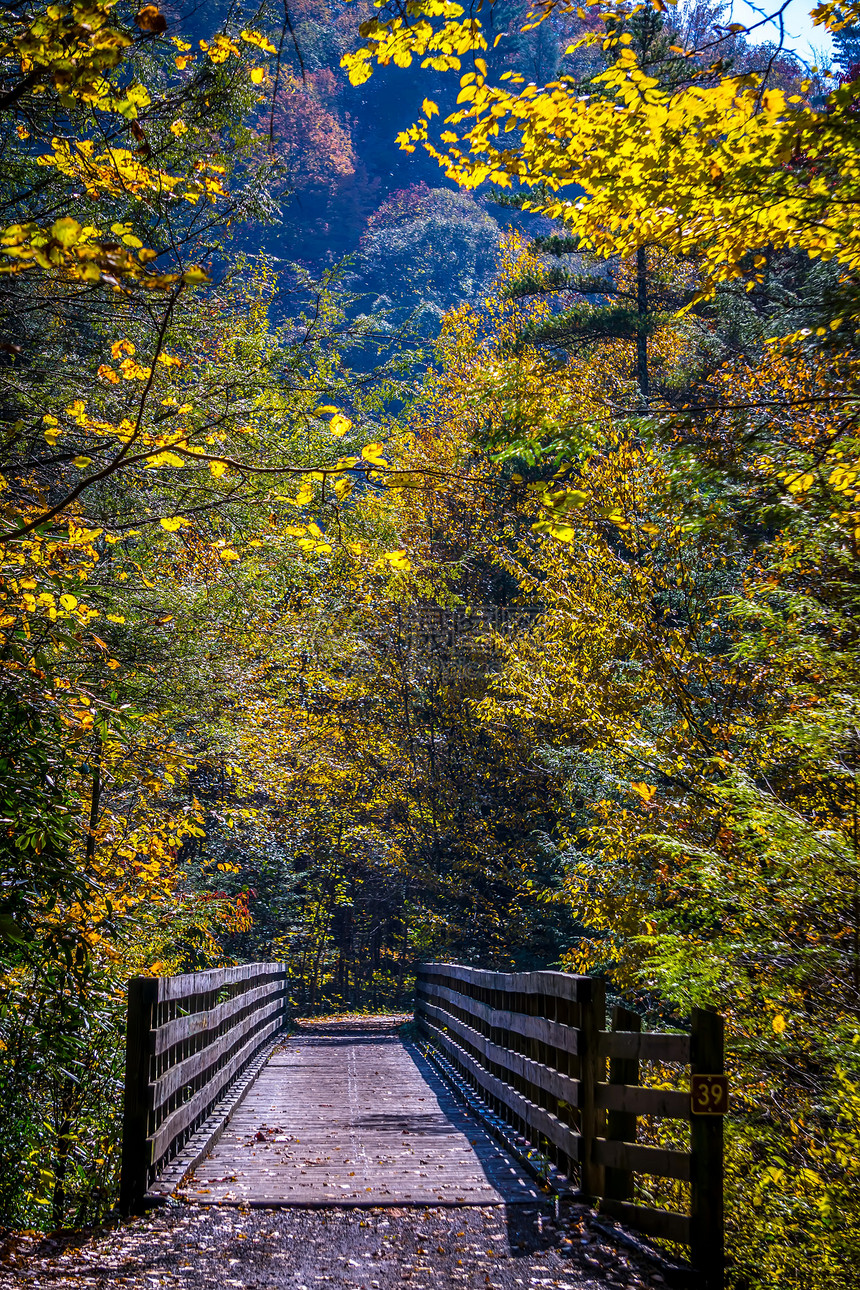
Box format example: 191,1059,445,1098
178,1019,544,1207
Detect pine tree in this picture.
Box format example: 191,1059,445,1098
833,24,860,72
506,238,686,397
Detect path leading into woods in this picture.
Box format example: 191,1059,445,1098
0,1021,672,1290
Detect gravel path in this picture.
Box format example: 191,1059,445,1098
0,1202,673,1289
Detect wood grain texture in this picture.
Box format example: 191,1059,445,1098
149,1013,286,1162
604,1005,641,1203
418,962,590,1002
421,1015,582,1162
418,997,581,1109
153,979,287,1056
156,963,287,1003
593,1137,692,1182
181,1021,545,1206
151,991,288,1104
419,980,581,1054
690,1007,725,1290
120,977,158,1214
596,1081,691,1119
121,962,290,1209
598,1031,691,1064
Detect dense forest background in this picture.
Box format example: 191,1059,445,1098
1,2,859,1287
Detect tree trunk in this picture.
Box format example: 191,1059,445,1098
86,732,102,865
51,1078,76,1229
636,245,649,397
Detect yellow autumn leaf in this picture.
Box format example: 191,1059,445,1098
147,451,184,468
51,217,82,248
251,68,265,84
241,29,278,53
772,1015,786,1035
219,548,240,561
209,460,228,478
330,413,352,437
59,594,78,610
182,266,209,285
160,516,189,531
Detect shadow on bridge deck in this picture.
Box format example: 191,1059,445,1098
179,1017,545,1210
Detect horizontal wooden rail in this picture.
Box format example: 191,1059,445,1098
415,963,724,1290
120,962,289,1214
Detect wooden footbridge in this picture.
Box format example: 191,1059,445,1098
120,963,726,1290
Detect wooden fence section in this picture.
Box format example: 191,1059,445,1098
415,962,724,1290
120,963,289,1213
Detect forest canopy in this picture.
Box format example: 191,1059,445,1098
1,2,859,1288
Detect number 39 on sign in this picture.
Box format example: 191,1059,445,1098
691,1074,729,1115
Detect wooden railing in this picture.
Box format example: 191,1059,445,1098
120,963,289,1213
415,962,725,1290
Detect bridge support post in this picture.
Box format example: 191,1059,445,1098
120,976,157,1215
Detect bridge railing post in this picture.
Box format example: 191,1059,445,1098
604,1005,641,1203
578,976,606,1199
414,963,426,1032
120,976,157,1215
691,1007,725,1290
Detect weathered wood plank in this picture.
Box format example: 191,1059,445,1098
423,1016,581,1161
419,981,580,1055
419,998,581,1109
157,963,286,1002
593,1137,692,1182
153,979,288,1056
148,1013,285,1161
120,977,158,1215
150,991,288,1105
181,1020,546,1205
691,1008,725,1290
596,1081,691,1119
418,962,589,1003
604,1005,640,1204
598,1030,691,1064
578,977,605,1199
599,1199,691,1245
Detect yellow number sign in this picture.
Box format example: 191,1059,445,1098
691,1073,729,1115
